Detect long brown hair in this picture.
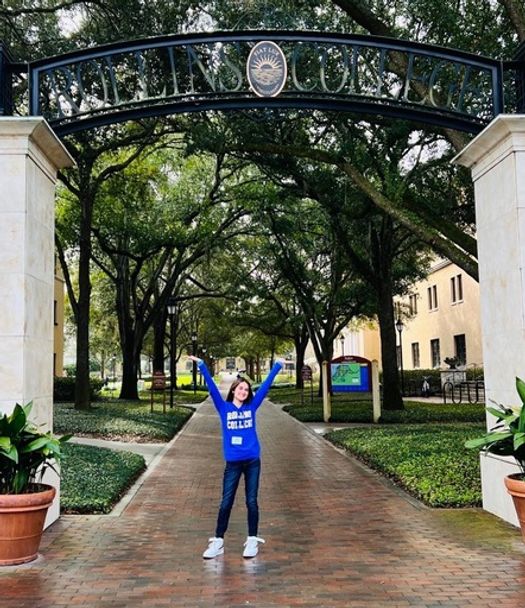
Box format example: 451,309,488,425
226,378,254,404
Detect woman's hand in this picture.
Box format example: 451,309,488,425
188,355,202,363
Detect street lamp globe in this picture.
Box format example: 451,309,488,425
167,296,177,316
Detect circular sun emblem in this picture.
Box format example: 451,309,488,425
247,41,287,98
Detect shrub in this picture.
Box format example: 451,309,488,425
54,376,105,402
465,366,484,380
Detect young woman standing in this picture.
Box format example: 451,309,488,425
189,356,283,559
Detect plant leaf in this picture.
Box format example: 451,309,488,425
516,377,525,405
519,403,525,434
20,436,52,453
514,432,525,451
465,431,513,449
0,444,19,463
7,404,27,436
486,406,516,426
0,436,11,451
13,470,29,494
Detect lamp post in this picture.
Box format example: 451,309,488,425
191,331,197,395
167,297,177,409
395,317,405,395
200,347,206,386
339,334,345,357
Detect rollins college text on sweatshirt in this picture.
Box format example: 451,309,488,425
197,360,282,462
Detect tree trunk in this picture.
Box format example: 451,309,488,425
317,343,334,397
74,193,94,410
100,353,106,379
294,325,309,389
153,309,167,372
119,330,140,400
376,281,404,410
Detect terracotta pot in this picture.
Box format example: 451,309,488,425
0,484,56,566
504,473,525,542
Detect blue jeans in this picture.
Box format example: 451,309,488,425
215,458,261,538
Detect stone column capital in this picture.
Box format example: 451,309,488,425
453,114,525,180
0,117,74,171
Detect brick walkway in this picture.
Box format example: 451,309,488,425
2,394,525,607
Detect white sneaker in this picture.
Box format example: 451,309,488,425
202,537,224,559
243,536,265,558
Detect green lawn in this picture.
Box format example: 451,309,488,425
326,424,484,508
56,397,196,514
269,386,485,423
56,384,487,513
270,386,487,509
61,443,146,514
54,399,195,442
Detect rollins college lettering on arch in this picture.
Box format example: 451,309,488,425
1,31,521,135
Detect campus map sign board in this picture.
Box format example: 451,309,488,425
331,355,371,392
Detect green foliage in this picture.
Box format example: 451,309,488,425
171,390,209,404
327,424,484,508
0,403,71,494
273,387,485,423
54,401,193,442
465,367,484,381
465,376,525,473
54,376,105,402
63,364,77,378
60,444,145,514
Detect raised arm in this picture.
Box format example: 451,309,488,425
189,357,223,409
251,361,283,410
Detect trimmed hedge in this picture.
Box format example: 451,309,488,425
326,424,484,507
60,443,146,514
54,376,105,402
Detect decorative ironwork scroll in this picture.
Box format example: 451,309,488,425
3,31,516,134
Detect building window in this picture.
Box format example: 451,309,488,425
451,274,463,303
411,342,420,368
430,339,440,368
53,300,58,326
409,294,418,315
427,285,438,310
454,334,467,365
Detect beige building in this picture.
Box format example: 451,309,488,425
302,261,481,373
335,319,382,363
395,260,482,370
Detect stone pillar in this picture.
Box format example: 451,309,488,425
0,118,74,524
454,115,525,526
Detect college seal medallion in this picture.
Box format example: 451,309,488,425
246,41,287,97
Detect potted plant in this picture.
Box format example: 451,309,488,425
0,402,70,565
444,356,460,369
465,376,525,540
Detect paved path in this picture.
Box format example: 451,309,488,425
68,436,166,465
2,393,525,607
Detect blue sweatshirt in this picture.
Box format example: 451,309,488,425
198,360,282,461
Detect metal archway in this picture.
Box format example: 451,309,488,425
1,30,522,136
